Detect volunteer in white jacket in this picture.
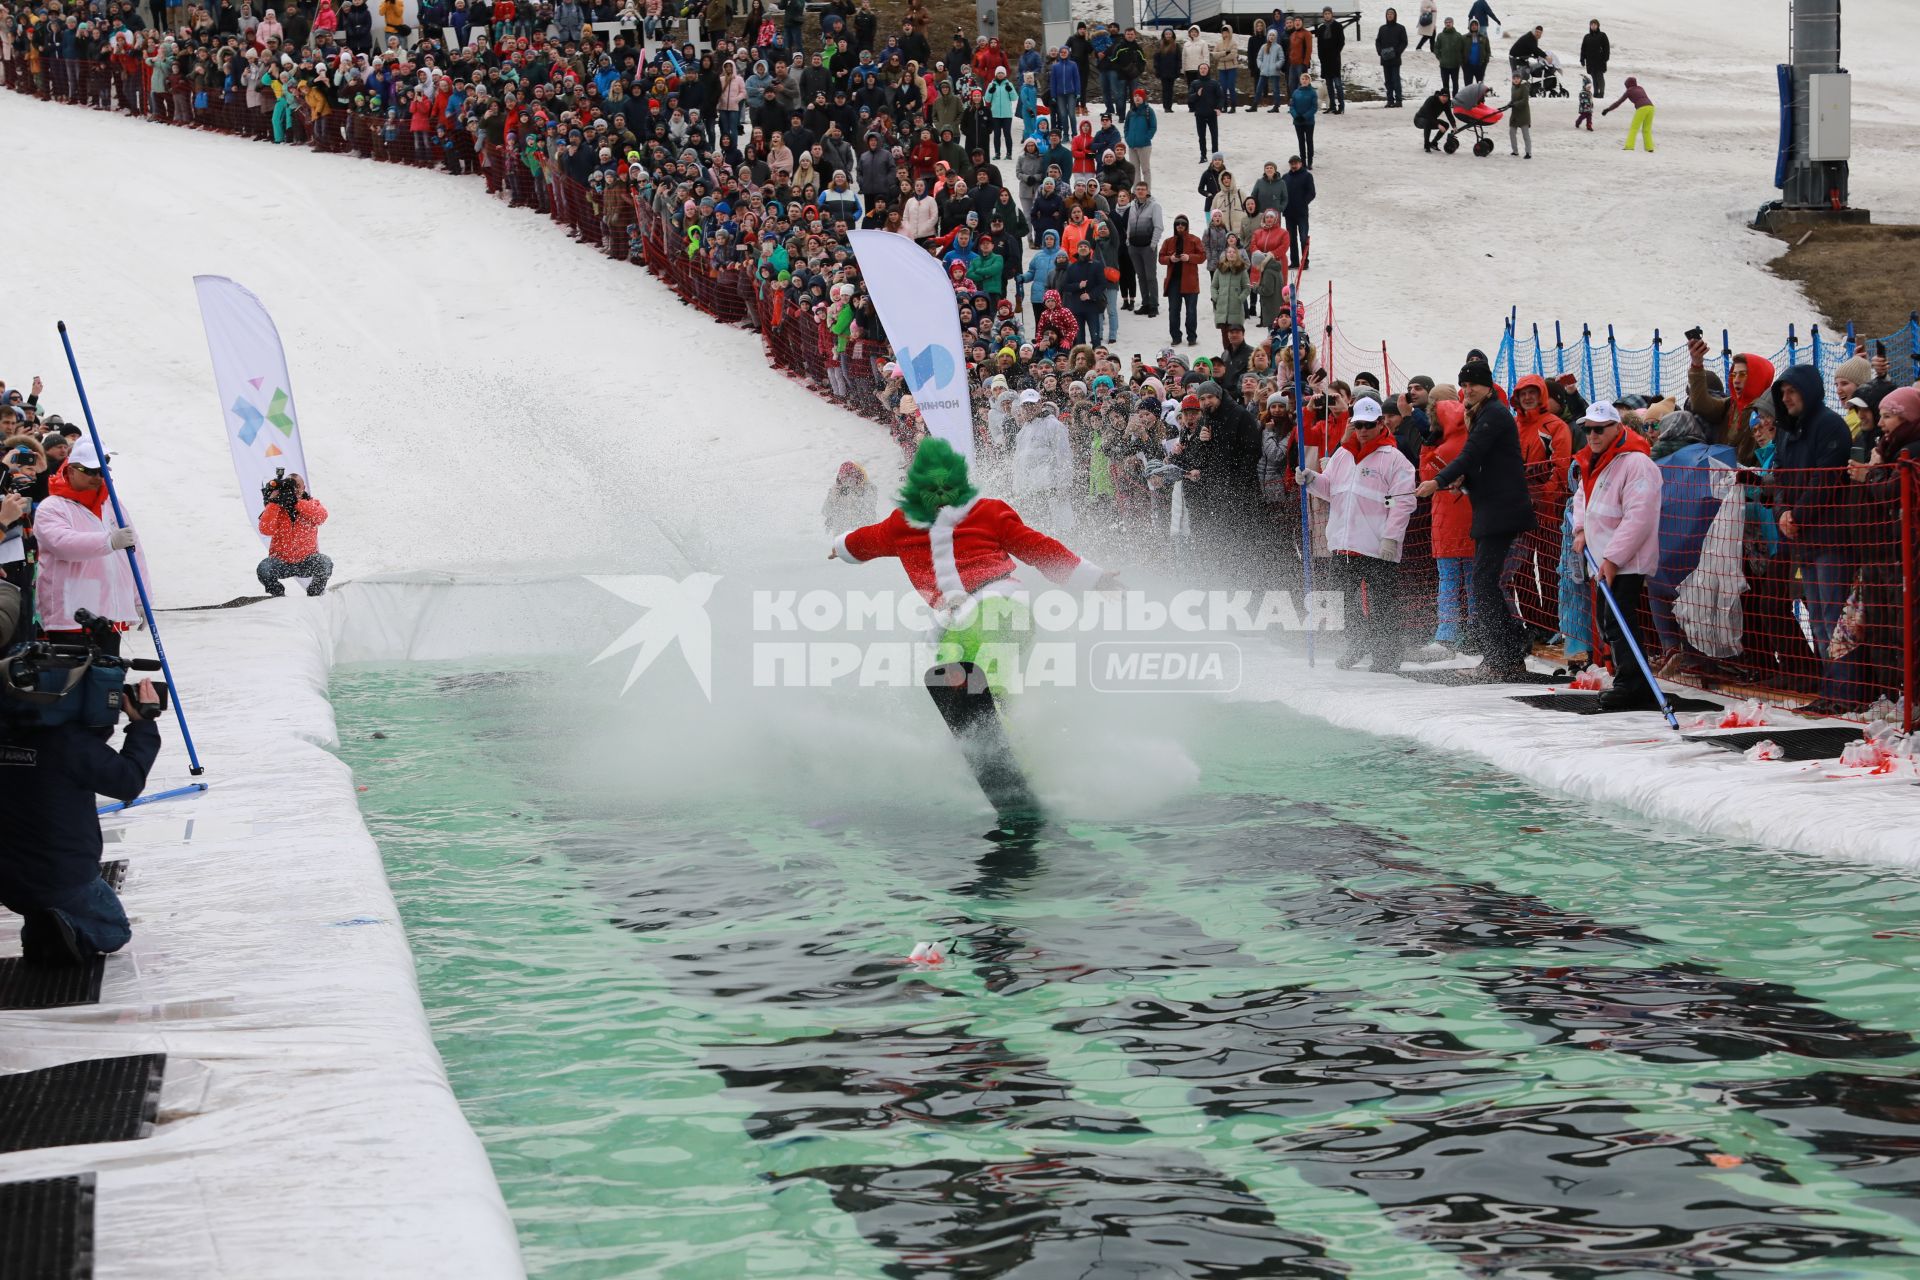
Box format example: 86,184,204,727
32,439,146,652
1297,397,1416,671
1011,389,1076,530
1568,402,1663,710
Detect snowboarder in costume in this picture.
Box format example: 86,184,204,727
828,437,1117,820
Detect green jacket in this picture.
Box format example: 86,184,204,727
1433,27,1465,69
1210,258,1249,328
830,302,854,353
968,251,1006,297
1506,79,1531,128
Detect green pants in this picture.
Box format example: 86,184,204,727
1623,104,1654,152
933,594,1033,697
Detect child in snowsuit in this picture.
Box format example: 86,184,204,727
1297,397,1417,670
823,461,878,533
1575,75,1593,131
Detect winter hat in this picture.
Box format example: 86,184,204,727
1879,386,1920,423
1458,359,1496,388
836,461,868,483
1180,394,1202,410
1835,355,1873,387
1408,374,1435,391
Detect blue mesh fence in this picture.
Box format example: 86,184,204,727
1495,312,1920,402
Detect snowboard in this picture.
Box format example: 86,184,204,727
924,661,1043,826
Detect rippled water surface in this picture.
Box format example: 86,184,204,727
332,662,1920,1280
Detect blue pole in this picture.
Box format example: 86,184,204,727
1721,328,1732,388
1787,323,1798,367
1910,311,1920,383
1505,318,1518,390
57,322,206,776
1811,323,1823,375
1607,324,1621,400
1844,320,1856,359
1581,324,1595,401
98,782,210,816
1584,547,1678,731
1531,323,1544,377
1291,302,1312,668
1554,321,1565,377
1651,329,1662,398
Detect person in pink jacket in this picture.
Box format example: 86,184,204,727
31,441,146,649
1297,396,1417,671
1569,402,1663,708
313,0,340,34
256,7,285,46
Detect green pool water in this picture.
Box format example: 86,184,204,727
331,660,1920,1280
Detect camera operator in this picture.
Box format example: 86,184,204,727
256,471,332,597
33,440,141,654
0,674,164,966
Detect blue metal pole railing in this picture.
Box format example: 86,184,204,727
56,322,206,776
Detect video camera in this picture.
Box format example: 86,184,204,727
261,466,301,513
0,609,166,731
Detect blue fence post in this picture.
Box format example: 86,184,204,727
1910,311,1920,382
1811,323,1823,374
1651,329,1663,398
1787,323,1799,367
1721,328,1732,388
1506,318,1519,390
1554,321,1565,377
1531,323,1544,377
1607,324,1621,400
1581,324,1595,401
1844,321,1856,359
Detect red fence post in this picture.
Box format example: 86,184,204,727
1904,462,1917,734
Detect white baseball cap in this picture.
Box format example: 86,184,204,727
1018,388,1042,404
1350,398,1383,424
1579,402,1623,427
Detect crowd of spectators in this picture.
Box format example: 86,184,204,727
3,0,1917,719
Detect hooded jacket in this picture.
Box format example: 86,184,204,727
1768,363,1853,550
1687,352,1774,449
1511,375,1570,469
1420,399,1476,558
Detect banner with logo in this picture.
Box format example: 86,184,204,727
193,275,312,545
846,230,973,465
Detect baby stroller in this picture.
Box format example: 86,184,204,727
1515,54,1570,98
1445,102,1504,157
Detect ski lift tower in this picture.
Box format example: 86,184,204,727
1758,0,1870,230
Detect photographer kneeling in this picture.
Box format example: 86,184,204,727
1,665,164,966
256,472,331,598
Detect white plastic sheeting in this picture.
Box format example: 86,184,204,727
1234,647,1920,868
0,591,523,1280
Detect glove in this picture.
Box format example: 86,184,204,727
1294,467,1310,486
1379,537,1401,560
108,525,137,551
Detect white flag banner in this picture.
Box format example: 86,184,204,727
193,275,311,546
846,230,973,465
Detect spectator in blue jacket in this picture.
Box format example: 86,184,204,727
1768,363,1855,711
1463,19,1491,85
1048,46,1081,127
1123,87,1156,186
1289,73,1318,169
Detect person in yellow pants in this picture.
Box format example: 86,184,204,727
1601,76,1654,151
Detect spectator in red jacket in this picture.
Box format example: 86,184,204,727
256,473,333,597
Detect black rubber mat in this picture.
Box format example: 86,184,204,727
99,862,126,892
1688,727,1866,761
0,959,104,1012
0,1055,166,1155
1512,692,1723,715
0,1174,95,1280
1397,666,1562,686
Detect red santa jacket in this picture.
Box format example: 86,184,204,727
833,496,1102,608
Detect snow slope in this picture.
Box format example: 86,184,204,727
1077,0,1920,376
